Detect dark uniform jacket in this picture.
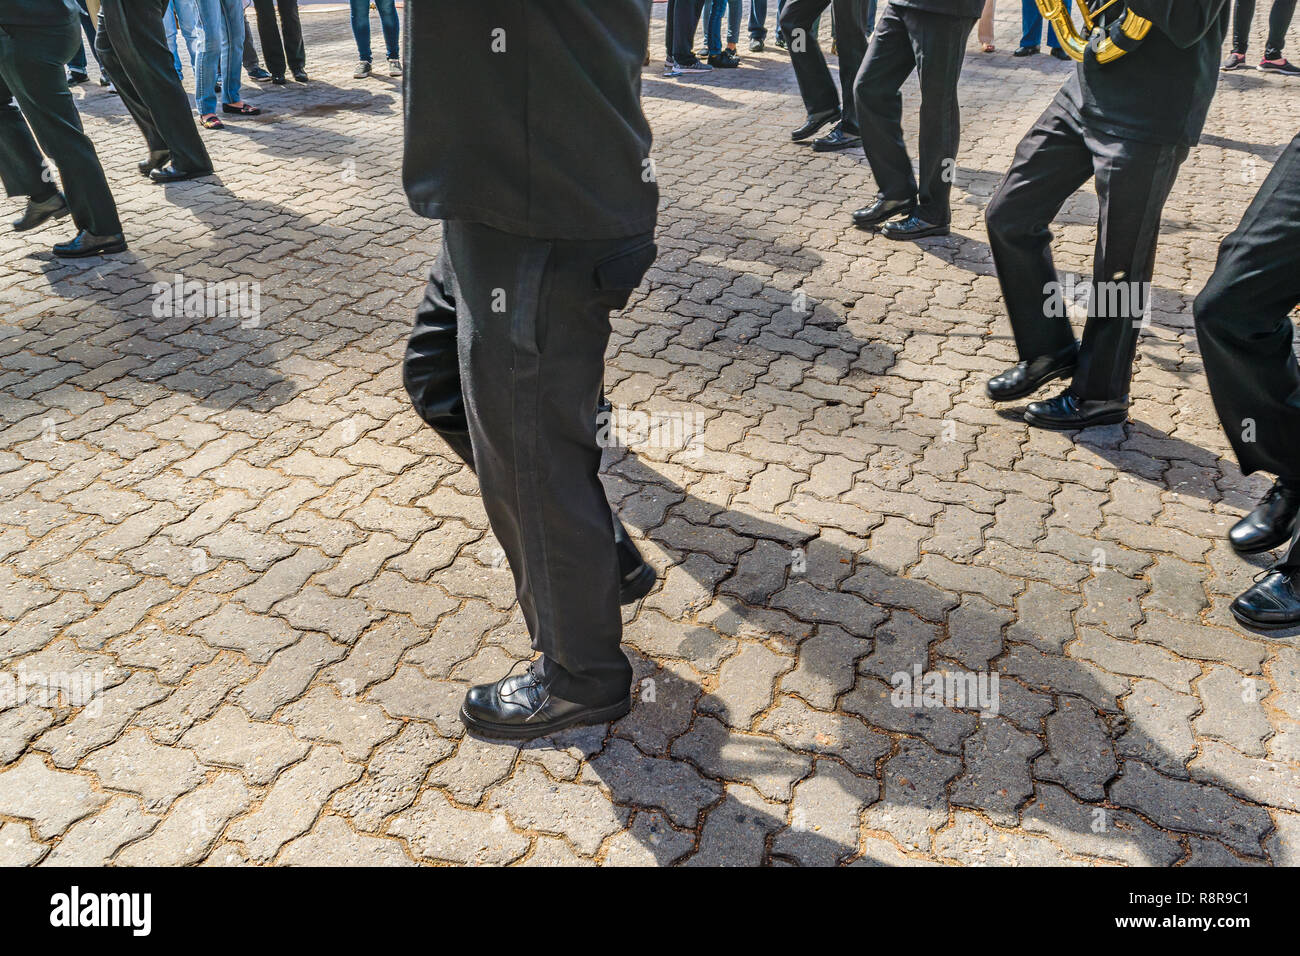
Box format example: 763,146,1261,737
891,0,984,18
402,0,659,241
0,0,78,26
1060,0,1230,146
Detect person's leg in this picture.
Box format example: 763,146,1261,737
910,9,976,224
349,0,372,62
376,0,401,60
1264,0,1297,57
984,100,1097,364
1233,0,1256,53
780,0,838,116
1194,132,1300,480
0,22,121,236
163,2,183,79
173,0,202,74
277,0,304,73
978,0,996,46
750,0,769,39
219,0,243,105
728,0,743,46
445,222,655,707
74,0,103,71
0,67,54,202
833,0,870,136
103,0,212,172
96,0,167,158
853,5,918,201
673,0,706,61
194,0,220,115
252,0,286,76
405,246,477,467
707,0,723,54
1020,0,1042,47
241,14,261,71
1069,133,1188,401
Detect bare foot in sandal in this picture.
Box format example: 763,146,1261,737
201,114,224,130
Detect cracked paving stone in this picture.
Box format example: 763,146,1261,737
773,759,877,866
234,632,347,719
0,755,107,839
426,734,519,805
366,665,466,738
279,814,415,866
934,811,1086,866
950,716,1041,826
698,642,791,729
780,624,871,710
1116,679,1198,778
36,671,169,769
585,737,722,828
81,729,206,811
862,738,963,854
43,796,158,866
602,810,696,866
180,704,311,785
191,603,299,664
1033,697,1117,802
1192,665,1272,757
116,773,252,866
0,820,44,866
227,745,361,861
1110,760,1273,857
1020,784,1182,867
841,675,978,755
756,695,890,774
487,763,626,857
671,715,811,802
390,790,529,866
277,686,402,761
684,783,782,867
331,723,455,831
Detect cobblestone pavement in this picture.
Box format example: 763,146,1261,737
2,7,1299,867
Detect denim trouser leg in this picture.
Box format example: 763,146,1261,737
164,1,182,78
349,0,373,61
218,0,243,104
172,0,201,75
375,0,400,59
750,0,767,37
195,0,220,112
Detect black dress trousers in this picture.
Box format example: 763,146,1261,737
1194,131,1300,493
985,96,1188,402
95,0,211,174
854,1,975,224
779,0,874,134
0,17,121,236
403,224,658,707
252,0,304,76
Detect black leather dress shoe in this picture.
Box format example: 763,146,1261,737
614,516,656,604
1050,47,1071,60
292,69,309,82
986,346,1079,401
137,151,170,177
271,73,287,84
812,124,861,152
881,214,949,240
851,195,916,229
12,192,68,232
1231,568,1300,630
1013,45,1040,57
52,229,127,258
1024,390,1129,430
1230,478,1300,554
791,107,839,141
149,164,214,184
461,664,631,739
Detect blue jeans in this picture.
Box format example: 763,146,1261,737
1020,0,1070,49
195,0,244,113
165,0,201,79
748,0,789,40
350,0,400,62
68,0,102,73
704,0,743,53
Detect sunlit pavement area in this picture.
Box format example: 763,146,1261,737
1,6,1298,865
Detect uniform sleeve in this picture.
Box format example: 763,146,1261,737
1124,0,1229,48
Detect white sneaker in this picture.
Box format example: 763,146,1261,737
388,58,403,77
354,60,372,78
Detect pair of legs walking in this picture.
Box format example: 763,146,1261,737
403,223,658,722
